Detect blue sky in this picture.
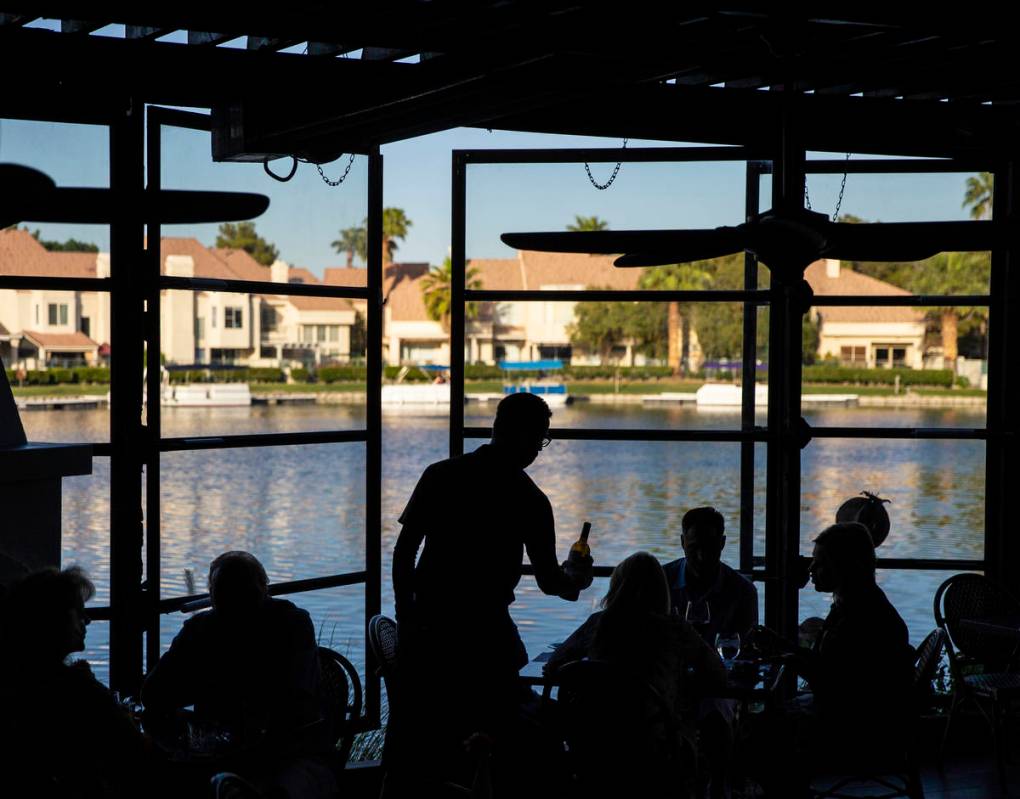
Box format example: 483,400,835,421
1,76,979,279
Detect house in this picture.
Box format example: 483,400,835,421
804,259,926,369
0,229,358,370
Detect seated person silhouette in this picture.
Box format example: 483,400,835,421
0,566,152,798
142,551,332,798
749,523,915,792
393,392,594,788
545,552,725,797
662,507,758,798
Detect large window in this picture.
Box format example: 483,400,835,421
224,307,243,329
48,303,69,326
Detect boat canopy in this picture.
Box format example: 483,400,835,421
498,359,563,371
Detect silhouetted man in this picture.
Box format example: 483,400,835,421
663,507,758,643
393,393,593,785
142,551,333,798
663,508,757,798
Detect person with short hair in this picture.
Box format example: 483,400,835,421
0,566,153,798
662,509,758,798
142,551,332,798
392,392,594,792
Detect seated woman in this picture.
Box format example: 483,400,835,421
142,551,334,798
545,551,726,752
0,566,152,798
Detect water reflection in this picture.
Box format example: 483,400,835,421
21,403,985,682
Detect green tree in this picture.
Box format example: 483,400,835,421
381,207,411,267
638,262,712,374
963,172,993,220
910,251,990,364
215,222,279,266
568,295,667,363
350,310,367,358
566,215,609,232
331,225,367,267
28,229,99,252
420,257,482,331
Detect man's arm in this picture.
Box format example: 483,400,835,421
393,522,426,624
525,498,593,600
140,619,199,716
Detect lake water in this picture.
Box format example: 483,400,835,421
19,403,986,684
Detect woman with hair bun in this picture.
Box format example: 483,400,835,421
835,491,891,547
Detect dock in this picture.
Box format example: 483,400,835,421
16,395,108,411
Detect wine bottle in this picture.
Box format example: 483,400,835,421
570,521,592,558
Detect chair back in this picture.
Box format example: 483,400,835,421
317,646,364,767
368,614,399,696
556,659,689,797
934,573,1019,668
912,628,946,712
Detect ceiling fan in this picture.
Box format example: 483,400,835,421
501,207,1000,271
1,163,269,228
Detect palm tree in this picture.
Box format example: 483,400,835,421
331,226,367,267
638,263,712,375
911,250,990,367
566,215,609,232
963,172,993,220
421,257,482,331
382,208,412,268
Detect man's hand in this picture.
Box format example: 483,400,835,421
562,549,594,591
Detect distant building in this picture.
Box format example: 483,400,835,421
805,259,926,369
0,229,357,370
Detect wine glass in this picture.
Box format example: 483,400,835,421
715,632,741,665
685,599,711,627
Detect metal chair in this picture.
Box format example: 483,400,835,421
556,658,696,799
317,645,363,769
934,573,1020,792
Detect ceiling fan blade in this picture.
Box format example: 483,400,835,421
503,228,746,263
824,221,1000,262
2,188,269,225
0,163,56,194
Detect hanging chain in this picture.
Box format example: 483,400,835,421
315,153,357,187
584,139,628,190
805,153,851,220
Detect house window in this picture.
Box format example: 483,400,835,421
195,317,205,341
81,317,90,338
875,345,910,369
211,307,217,328
260,306,277,332
48,303,68,326
840,346,867,366
328,326,339,343
225,307,243,329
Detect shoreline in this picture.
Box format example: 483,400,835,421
14,388,987,410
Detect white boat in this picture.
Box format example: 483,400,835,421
162,382,252,407
695,383,768,407
381,383,451,405
501,360,571,407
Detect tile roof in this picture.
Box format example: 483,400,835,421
211,247,270,281
804,260,924,324
160,238,236,280
287,295,354,312
0,229,98,278
322,267,368,287
519,250,642,290
22,330,98,348
288,267,320,284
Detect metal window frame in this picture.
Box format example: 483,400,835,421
450,145,999,639
0,107,382,725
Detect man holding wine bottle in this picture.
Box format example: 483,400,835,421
392,392,594,791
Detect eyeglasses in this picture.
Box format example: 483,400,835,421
540,436,552,449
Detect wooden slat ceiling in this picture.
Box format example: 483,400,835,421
2,5,1019,160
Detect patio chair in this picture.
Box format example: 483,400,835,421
317,646,364,770
555,658,696,799
934,573,1020,792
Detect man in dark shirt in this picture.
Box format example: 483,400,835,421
392,393,593,785
662,507,758,643
142,551,332,797
662,507,758,799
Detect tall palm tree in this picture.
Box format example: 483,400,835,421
638,263,712,375
382,208,412,268
331,225,367,267
421,257,482,331
963,172,993,220
566,215,609,232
